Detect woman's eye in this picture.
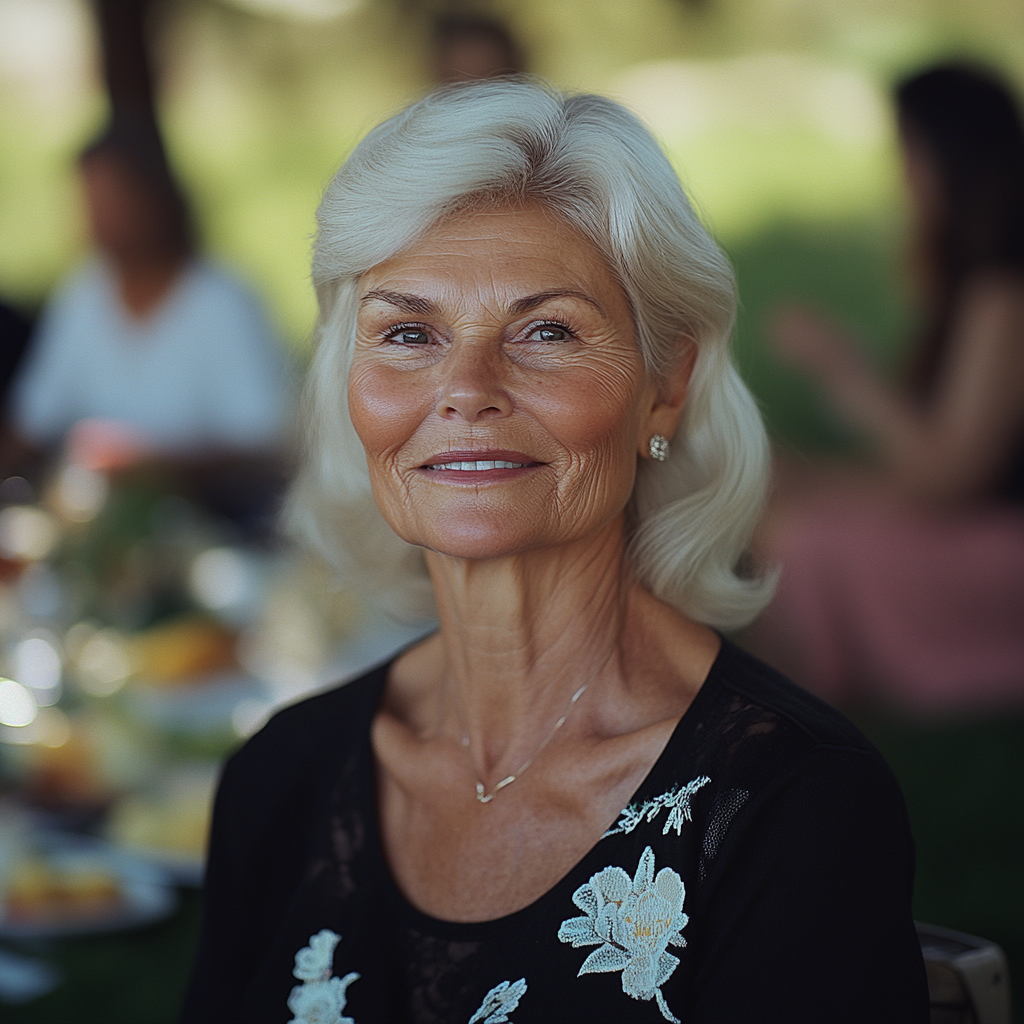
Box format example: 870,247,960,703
388,328,430,345
527,325,570,343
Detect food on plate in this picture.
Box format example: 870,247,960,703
107,771,214,861
3,857,123,923
129,615,237,685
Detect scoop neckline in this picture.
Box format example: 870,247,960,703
360,635,732,940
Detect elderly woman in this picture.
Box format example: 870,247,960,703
181,82,927,1024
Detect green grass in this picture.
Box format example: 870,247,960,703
1,889,202,1024
857,714,1024,1023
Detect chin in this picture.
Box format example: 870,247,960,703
414,516,545,562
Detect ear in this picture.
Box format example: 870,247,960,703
638,339,697,457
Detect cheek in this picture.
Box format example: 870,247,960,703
347,361,429,464
531,360,645,463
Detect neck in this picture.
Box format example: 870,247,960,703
111,251,187,319
424,516,632,783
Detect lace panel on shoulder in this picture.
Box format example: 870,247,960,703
698,788,749,884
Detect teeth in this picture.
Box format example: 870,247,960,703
429,460,527,471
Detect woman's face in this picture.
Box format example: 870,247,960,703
81,154,169,261
350,205,680,562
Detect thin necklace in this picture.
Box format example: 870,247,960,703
465,650,614,804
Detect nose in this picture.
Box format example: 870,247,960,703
436,340,512,423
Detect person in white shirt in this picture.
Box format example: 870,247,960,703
14,257,289,457
1,118,292,523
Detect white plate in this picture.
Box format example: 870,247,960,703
0,832,179,939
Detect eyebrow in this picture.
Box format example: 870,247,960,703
508,290,605,316
359,290,438,316
359,288,606,318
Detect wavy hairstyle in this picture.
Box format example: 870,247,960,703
286,80,775,629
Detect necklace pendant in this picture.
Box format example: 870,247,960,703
465,667,603,805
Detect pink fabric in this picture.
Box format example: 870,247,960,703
757,489,1024,714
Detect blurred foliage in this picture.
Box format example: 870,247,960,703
1,0,1022,366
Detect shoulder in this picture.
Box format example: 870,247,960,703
216,662,387,821
178,262,283,366
680,646,926,1021
38,260,111,324
12,263,108,408
684,643,916,901
685,640,905,826
711,638,877,752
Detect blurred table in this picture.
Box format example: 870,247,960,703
0,468,431,1021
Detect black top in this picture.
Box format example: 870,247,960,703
180,639,928,1024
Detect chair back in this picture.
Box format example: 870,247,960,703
918,923,1012,1024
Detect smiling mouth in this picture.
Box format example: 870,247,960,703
426,459,529,471
419,450,542,474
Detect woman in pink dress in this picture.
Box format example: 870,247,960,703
756,63,1024,713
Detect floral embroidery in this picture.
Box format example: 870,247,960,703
604,776,711,838
558,846,687,1023
287,929,360,1024
468,978,527,1023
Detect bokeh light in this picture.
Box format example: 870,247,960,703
0,3,1021,1020
52,464,109,523
189,547,251,612
13,634,63,705
75,628,132,696
0,505,61,561
0,677,38,728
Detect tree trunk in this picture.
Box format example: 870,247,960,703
93,0,159,124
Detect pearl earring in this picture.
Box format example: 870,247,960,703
649,435,670,461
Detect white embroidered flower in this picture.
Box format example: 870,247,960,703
287,975,359,1024
287,930,359,1024
468,978,527,1023
558,846,687,1023
293,929,342,982
604,776,711,838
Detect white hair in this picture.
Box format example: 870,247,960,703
286,79,775,630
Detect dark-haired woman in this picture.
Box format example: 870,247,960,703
757,63,1024,711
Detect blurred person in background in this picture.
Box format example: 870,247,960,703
432,13,524,84
755,63,1024,711
0,117,293,529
